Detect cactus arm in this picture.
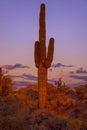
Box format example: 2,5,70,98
44,38,54,68
34,41,40,68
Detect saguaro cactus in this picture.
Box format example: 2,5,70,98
34,3,54,109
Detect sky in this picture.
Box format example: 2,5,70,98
0,0,87,88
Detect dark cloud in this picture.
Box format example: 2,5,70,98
69,71,74,74
69,67,87,74
76,67,87,74
68,82,86,88
21,73,37,81
11,73,55,84
52,63,74,68
48,78,55,83
2,64,29,70
10,73,38,81
11,74,38,89
70,75,87,81
13,81,32,87
9,75,20,78
49,68,52,72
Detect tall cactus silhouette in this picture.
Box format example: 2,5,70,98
34,3,54,109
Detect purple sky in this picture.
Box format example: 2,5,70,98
0,0,87,87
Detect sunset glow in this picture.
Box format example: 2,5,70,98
0,0,87,87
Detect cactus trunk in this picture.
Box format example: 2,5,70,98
38,63,47,109
34,3,54,109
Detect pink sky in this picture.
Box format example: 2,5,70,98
0,0,87,88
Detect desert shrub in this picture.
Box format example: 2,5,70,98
80,121,87,130
0,80,87,130
0,90,38,130
26,89,38,100
0,68,13,96
45,116,68,130
0,117,25,130
2,76,13,96
67,119,87,130
28,110,68,130
74,85,87,100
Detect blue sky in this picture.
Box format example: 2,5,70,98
0,0,87,87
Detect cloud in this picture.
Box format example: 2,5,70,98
52,63,74,68
13,81,32,87
69,71,74,74
21,73,37,81
10,73,38,81
70,75,87,81
9,75,20,78
76,67,87,74
2,64,29,70
49,68,53,72
48,78,55,83
11,73,38,89
69,67,87,74
68,82,86,88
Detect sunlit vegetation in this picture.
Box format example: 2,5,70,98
0,68,13,96
0,80,87,129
